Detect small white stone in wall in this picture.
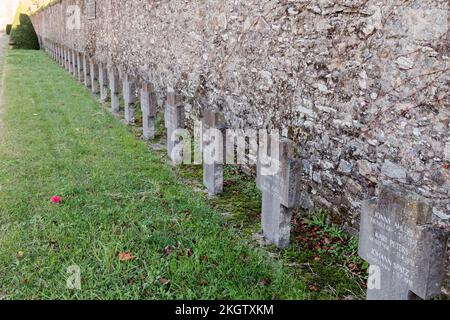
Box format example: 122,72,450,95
370,92,378,100
396,57,414,70
381,160,407,181
317,83,328,92
359,70,368,90
433,208,450,220
444,142,450,160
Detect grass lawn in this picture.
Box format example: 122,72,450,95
0,48,310,300
0,48,365,300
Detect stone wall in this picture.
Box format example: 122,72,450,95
30,0,449,232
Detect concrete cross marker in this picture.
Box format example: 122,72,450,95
71,49,77,77
90,60,99,94
77,52,83,83
122,73,136,125
140,82,157,140
256,134,302,249
83,55,91,88
61,46,65,67
358,186,448,300
68,49,73,74
61,46,64,67
108,66,120,113
98,63,108,102
165,91,185,162
202,110,226,195
65,47,70,71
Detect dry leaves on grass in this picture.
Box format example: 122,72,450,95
118,252,135,261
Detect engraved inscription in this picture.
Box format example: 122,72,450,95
86,1,96,20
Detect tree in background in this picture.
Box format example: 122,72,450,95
9,0,40,50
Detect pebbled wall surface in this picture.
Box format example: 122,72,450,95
31,0,449,232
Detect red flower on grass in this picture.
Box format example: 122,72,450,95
51,196,62,204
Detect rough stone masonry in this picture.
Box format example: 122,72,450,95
31,0,449,293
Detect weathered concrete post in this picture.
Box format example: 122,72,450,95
202,110,226,195
140,82,157,140
122,73,136,125
65,47,70,71
71,50,77,77
98,63,108,102
256,133,302,249
83,55,91,88
77,52,83,83
165,91,185,162
61,46,65,67
108,66,120,113
358,186,448,300
68,49,73,74
57,45,61,64
90,59,100,94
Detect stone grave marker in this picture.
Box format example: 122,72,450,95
108,67,120,113
122,74,136,125
140,82,157,140
77,52,83,82
71,50,77,77
98,63,108,102
83,55,91,88
165,91,185,162
68,49,73,74
202,110,226,195
359,186,448,300
90,60,99,94
58,45,62,65
257,134,302,249
61,47,64,67
63,47,67,69
65,48,70,71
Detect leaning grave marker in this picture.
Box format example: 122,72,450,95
358,186,448,300
257,134,303,249
140,82,157,140
202,110,226,195
165,92,185,163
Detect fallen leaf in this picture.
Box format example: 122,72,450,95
118,252,135,261
187,249,194,257
159,278,170,286
18,251,24,258
199,279,209,286
163,246,173,256
309,285,319,292
314,256,321,262
259,278,272,286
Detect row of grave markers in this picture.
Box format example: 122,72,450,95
39,38,448,300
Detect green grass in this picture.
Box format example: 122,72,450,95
0,49,319,300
